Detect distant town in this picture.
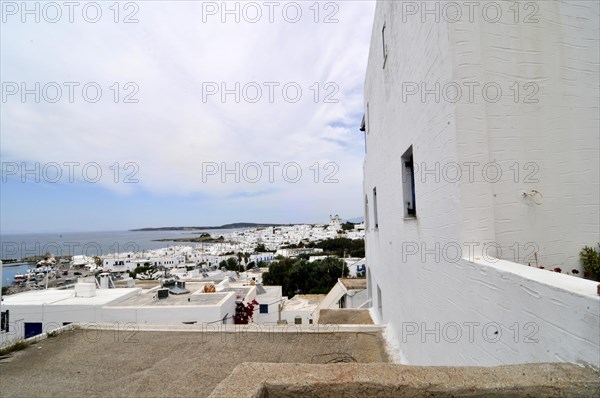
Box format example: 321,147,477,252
2,215,365,294
1,214,369,355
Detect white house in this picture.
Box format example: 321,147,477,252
363,1,599,367
0,281,244,345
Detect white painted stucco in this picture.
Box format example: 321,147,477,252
363,0,599,366
0,287,238,344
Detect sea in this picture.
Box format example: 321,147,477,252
0,229,239,287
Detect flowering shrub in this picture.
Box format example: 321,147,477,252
233,299,259,324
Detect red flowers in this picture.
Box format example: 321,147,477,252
553,268,562,273
572,269,580,275
233,299,259,324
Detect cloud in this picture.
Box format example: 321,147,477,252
1,1,375,228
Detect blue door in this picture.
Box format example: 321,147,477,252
24,322,43,339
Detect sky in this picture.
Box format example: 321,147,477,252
0,1,376,233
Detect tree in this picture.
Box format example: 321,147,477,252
243,252,251,271
226,258,239,271
218,258,239,271
130,264,157,279
262,257,348,298
93,256,102,267
341,221,355,231
237,252,243,271
315,238,365,258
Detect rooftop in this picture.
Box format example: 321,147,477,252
319,309,374,325
283,294,326,311
340,278,367,290
109,285,231,307
221,286,253,300
0,326,388,398
1,287,139,306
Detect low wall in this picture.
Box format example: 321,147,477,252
209,362,600,398
377,256,600,367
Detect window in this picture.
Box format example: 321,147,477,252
377,285,383,317
24,322,43,339
402,146,416,217
259,304,269,314
372,187,379,229
1,310,8,332
382,23,388,67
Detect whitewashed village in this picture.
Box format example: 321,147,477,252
1,216,369,343
1,1,599,396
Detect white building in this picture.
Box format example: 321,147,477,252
0,272,324,346
275,248,324,258
280,294,324,325
328,214,343,231
362,1,599,366
320,279,369,310
0,281,245,345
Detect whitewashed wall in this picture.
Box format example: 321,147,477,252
451,1,600,269
364,0,600,366
101,295,236,326
2,291,238,340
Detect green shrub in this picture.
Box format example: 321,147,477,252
580,243,600,282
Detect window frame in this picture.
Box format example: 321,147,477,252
401,146,417,218
372,187,379,229
382,22,388,68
